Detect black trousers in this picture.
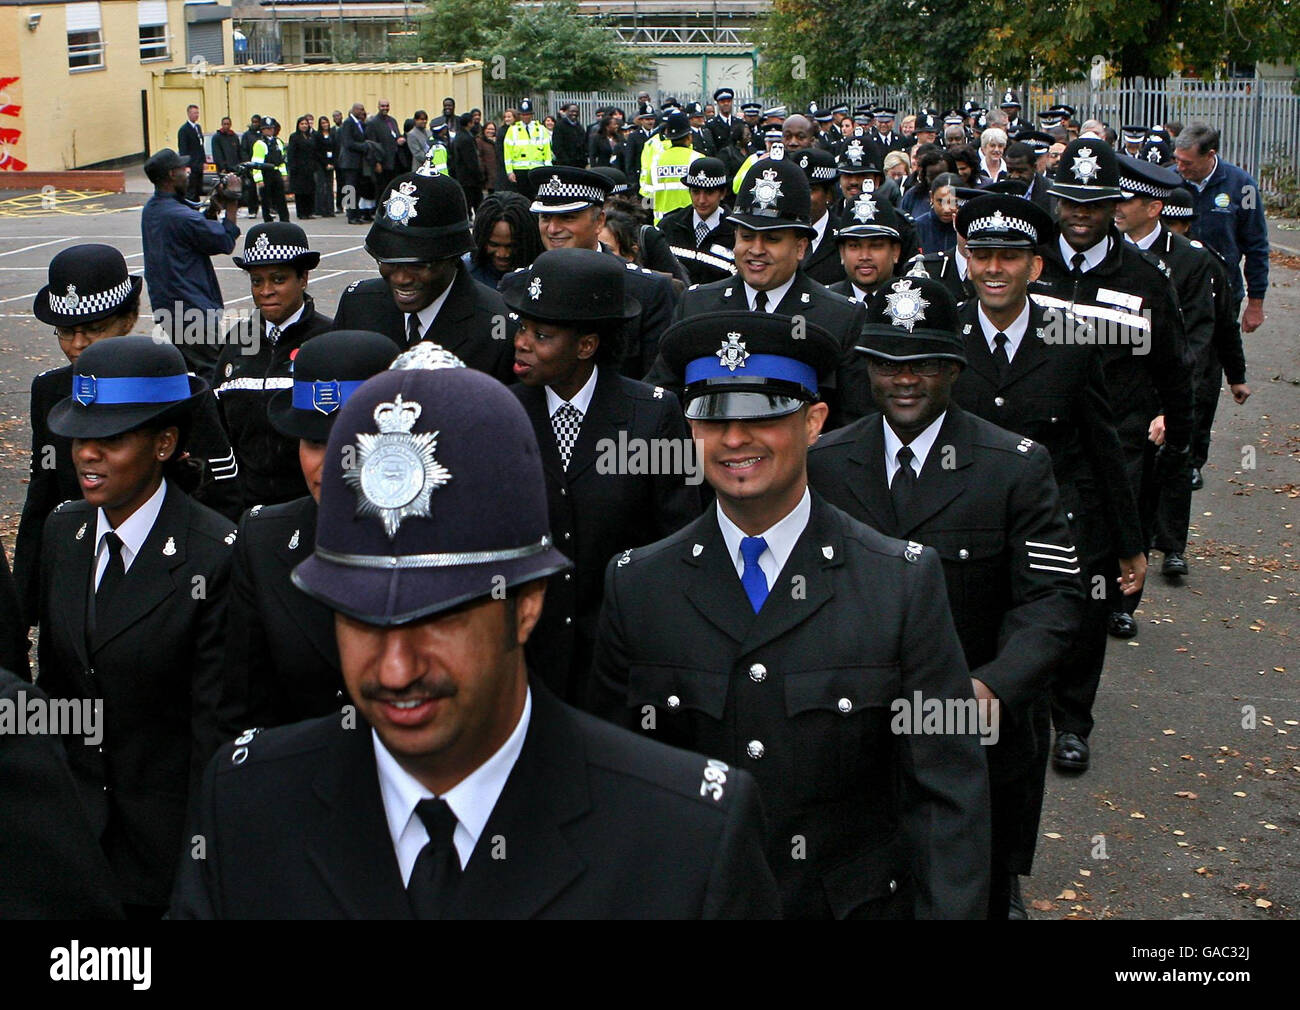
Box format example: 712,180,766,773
186,160,204,201
293,179,315,219
260,171,289,222
339,168,362,220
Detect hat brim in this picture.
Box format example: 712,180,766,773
529,199,600,215
233,251,322,271
726,213,816,236
365,221,473,263
964,236,1037,250
684,388,811,422
291,546,572,628
267,388,338,442
502,287,640,325
854,333,967,366
835,225,901,241
32,275,143,327
46,374,208,439
1047,183,1124,203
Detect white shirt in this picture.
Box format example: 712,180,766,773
1188,155,1218,192
403,280,456,342
1125,222,1162,251
980,155,1006,181
692,207,723,236
883,412,947,486
808,211,830,253
374,687,532,883
544,364,598,419
977,300,1030,360
1057,234,1109,274
716,487,811,590
953,242,969,281
744,274,796,313
265,302,305,343
93,479,168,589
847,282,873,302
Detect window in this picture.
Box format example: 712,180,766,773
138,1,169,61
67,3,105,71
303,25,331,61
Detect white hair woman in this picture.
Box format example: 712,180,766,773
979,127,1008,182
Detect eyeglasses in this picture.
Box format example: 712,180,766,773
54,321,118,343
869,359,946,377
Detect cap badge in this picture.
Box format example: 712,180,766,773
751,169,783,210
383,180,420,226
288,529,300,550
344,394,451,538
64,284,79,309
1146,147,1162,163
809,101,818,113
846,139,864,161
76,522,87,541
716,332,750,372
768,144,785,161
255,233,270,249
1071,147,1100,183
390,342,467,372
989,209,1007,230
906,259,929,279
163,537,176,557
528,276,542,301
851,195,878,223
885,279,930,331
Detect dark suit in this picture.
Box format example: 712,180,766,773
336,114,370,220
216,496,343,743
449,127,484,208
657,206,736,286
599,249,678,379
179,119,205,200
36,485,235,907
364,113,400,187
0,668,123,918
589,495,991,918
903,250,972,306
799,213,843,286
512,370,701,703
0,546,28,679
170,682,781,918
550,115,588,167
332,264,515,384
690,127,716,157
807,407,1083,915
706,114,745,155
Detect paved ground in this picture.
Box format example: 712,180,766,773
0,183,1295,920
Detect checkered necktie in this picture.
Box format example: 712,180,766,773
551,402,583,471
268,325,282,344
695,219,711,246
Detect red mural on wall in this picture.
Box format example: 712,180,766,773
0,76,26,170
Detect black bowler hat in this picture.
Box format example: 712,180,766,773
366,171,473,263
854,276,966,365
34,244,142,327
143,148,186,185
660,311,840,421
956,192,1053,249
663,110,691,141
590,165,631,194
686,101,706,118
47,335,207,439
290,368,571,626
683,157,727,189
728,152,814,235
501,248,639,326
233,222,321,271
837,136,883,175
1000,89,1022,109
1117,154,1181,200
915,112,939,134
267,330,399,443
1017,130,1055,156
794,147,837,186
1047,138,1124,202
836,192,903,240
519,99,535,115
1160,187,1196,220
528,165,611,214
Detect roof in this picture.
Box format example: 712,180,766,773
159,61,481,74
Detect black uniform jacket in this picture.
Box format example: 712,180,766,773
1031,228,1194,452
657,205,736,286
512,370,702,703
1134,227,1216,366
0,546,28,678
331,264,516,384
1199,242,1247,384
0,668,123,918
36,485,236,906
213,293,333,511
588,494,991,919
800,212,845,286
601,246,679,379
903,250,973,306
170,682,782,919
643,271,869,426
15,364,240,625
952,298,1143,561
216,495,343,743
807,406,1083,713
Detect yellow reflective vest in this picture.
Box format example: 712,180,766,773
250,137,288,185
421,141,449,177
504,120,552,176
643,142,696,223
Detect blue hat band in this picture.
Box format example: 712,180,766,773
293,378,367,415
685,353,818,394
72,373,190,407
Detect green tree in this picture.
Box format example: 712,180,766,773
417,0,512,62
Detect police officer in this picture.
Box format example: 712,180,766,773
657,157,736,285
38,336,237,916
217,329,398,741
171,363,781,919
251,118,290,223
590,310,991,918
503,98,552,185
795,147,843,286
685,102,715,156
503,249,701,703
214,223,333,511
707,88,745,154
872,108,905,150
1031,138,1194,771
807,273,1083,919
640,110,697,224
829,192,906,306
999,90,1026,136
333,169,515,383
622,102,657,182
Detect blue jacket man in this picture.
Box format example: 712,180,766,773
141,148,239,380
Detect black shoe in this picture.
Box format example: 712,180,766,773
1162,552,1188,578
1107,612,1137,639
1190,467,1204,490
1053,731,1090,772
1008,875,1028,919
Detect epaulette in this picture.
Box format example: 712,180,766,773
223,530,238,546
903,540,924,563
247,504,264,519
52,499,78,514
345,279,361,293
1189,239,1204,249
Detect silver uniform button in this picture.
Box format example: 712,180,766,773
563,532,571,540
564,617,572,625
837,697,852,713
1066,511,1075,521
666,695,681,709
563,573,572,581
994,396,1005,407
746,739,765,759
748,663,767,682
958,548,969,560
889,879,898,893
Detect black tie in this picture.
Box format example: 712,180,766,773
992,332,1011,381
96,532,126,607
407,314,422,346
753,289,768,313
891,446,918,526
407,798,461,919
1070,252,1086,275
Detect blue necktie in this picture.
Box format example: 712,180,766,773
739,536,769,613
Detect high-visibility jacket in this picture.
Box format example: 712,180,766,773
638,134,667,199
421,141,449,176
250,137,288,185
503,120,552,176
732,150,770,194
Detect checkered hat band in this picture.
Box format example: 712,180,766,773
967,213,1036,239
535,180,605,204
48,277,133,317
686,172,727,188
1161,203,1194,218
242,242,312,264
809,167,838,181
1118,176,1172,198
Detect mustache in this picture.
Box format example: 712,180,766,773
361,679,458,704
